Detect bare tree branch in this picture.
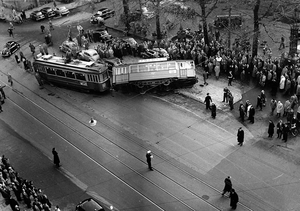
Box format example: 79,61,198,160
258,2,273,21
206,0,219,17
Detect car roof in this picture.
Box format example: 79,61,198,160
83,49,98,54
98,8,109,11
42,7,51,10
77,198,104,211
32,11,41,13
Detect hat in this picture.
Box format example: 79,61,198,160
147,150,151,154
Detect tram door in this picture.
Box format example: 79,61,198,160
178,62,188,78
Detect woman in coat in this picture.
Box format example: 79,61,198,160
276,101,284,117
230,189,239,210
268,120,275,138
237,127,244,146
52,148,60,167
211,103,216,119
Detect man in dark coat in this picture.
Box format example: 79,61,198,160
268,120,275,138
52,148,60,167
146,150,153,171
282,123,289,142
239,103,245,122
222,176,232,196
249,105,255,123
237,127,244,146
230,189,239,210
277,120,283,138
228,92,234,110
205,93,212,110
211,103,216,119
256,95,262,111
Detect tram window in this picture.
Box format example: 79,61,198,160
160,63,168,70
66,71,75,79
75,73,86,81
148,64,156,71
56,69,65,77
93,75,99,83
99,74,103,81
46,67,55,75
131,65,138,73
168,62,176,69
139,64,148,72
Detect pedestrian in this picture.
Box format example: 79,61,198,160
8,74,13,86
203,70,208,86
146,150,153,171
43,43,49,55
249,105,255,123
282,123,289,142
270,98,277,116
41,25,45,33
244,100,251,117
23,58,28,71
8,27,14,38
239,103,245,122
49,19,54,30
52,148,60,167
222,87,229,103
276,101,283,117
229,189,239,210
283,99,291,116
277,120,283,138
256,95,262,111
8,196,19,211
268,120,275,138
14,54,20,64
260,90,266,106
19,51,25,61
279,36,285,50
0,85,6,100
237,127,244,146
228,70,233,86
89,117,97,126
211,103,216,119
228,92,234,110
205,93,212,110
221,176,232,196
39,45,45,55
0,96,3,113
29,43,35,56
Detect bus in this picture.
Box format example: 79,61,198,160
112,58,197,92
33,54,111,92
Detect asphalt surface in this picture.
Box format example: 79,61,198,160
1,1,300,211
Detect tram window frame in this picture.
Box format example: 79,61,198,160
46,67,56,75
139,64,148,72
168,62,176,69
56,69,65,77
159,63,168,70
66,71,75,79
98,74,103,81
131,65,138,73
148,64,156,72
102,71,108,80
75,73,86,81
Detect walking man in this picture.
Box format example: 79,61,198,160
205,93,212,110
222,87,229,103
146,150,153,171
211,103,216,119
8,27,14,38
230,189,239,210
52,148,60,167
268,120,275,138
237,127,244,146
222,176,232,196
277,120,283,138
41,25,45,33
0,85,6,99
228,71,233,86
49,19,54,30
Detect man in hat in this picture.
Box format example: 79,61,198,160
222,176,232,196
146,150,153,170
205,93,212,110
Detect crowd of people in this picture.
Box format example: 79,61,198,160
0,155,59,211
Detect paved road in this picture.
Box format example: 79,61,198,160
1,2,300,211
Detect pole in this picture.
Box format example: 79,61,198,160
139,0,142,12
228,6,232,49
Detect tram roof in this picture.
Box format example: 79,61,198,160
34,55,107,72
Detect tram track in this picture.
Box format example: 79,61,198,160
0,71,276,210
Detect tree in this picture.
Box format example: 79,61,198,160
122,0,130,30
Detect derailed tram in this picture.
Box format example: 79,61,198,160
112,58,198,93
33,55,111,92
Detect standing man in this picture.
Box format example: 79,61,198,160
221,176,232,196
211,103,216,119
0,85,6,100
256,95,263,111
146,150,153,171
222,87,229,103
52,148,60,167
29,43,35,56
270,98,277,116
249,105,255,123
228,70,233,86
41,25,45,33
237,127,244,146
205,93,212,110
268,120,275,138
229,189,239,210
8,27,14,38
277,120,283,139
228,92,234,110
279,35,285,50
49,19,54,30
282,123,289,142
8,74,13,86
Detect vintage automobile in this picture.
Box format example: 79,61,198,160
122,37,137,47
40,7,56,19
2,41,20,57
90,8,115,24
30,11,45,21
92,29,112,42
59,40,79,53
75,198,114,211
54,6,70,16
141,48,169,59
78,49,100,62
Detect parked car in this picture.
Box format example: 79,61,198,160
75,198,114,211
90,8,115,24
92,29,112,42
59,40,79,53
78,49,100,62
30,11,45,21
40,7,56,19
122,37,137,47
54,6,70,16
140,48,169,59
2,41,20,57
153,48,169,58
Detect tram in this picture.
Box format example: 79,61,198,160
33,55,111,92
112,58,197,91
